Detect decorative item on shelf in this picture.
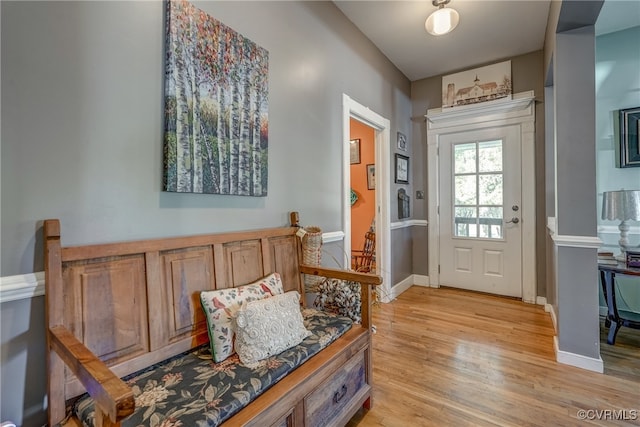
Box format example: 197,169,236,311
425,0,459,36
601,189,640,260
350,188,358,206
627,250,640,268
598,251,618,265
615,107,640,168
442,60,512,108
301,226,323,292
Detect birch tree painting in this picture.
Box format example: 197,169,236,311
163,0,269,196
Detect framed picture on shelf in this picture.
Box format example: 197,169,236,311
397,131,407,151
395,154,409,184
350,139,361,164
366,164,375,190
617,107,640,168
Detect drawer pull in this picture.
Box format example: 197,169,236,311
333,385,348,404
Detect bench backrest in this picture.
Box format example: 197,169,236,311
44,219,304,401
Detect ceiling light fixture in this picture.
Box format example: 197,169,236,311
425,0,460,36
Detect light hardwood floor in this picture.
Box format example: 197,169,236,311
347,286,640,427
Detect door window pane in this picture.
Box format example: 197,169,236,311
454,143,476,173
478,140,503,172
455,175,476,205
479,174,503,205
452,139,504,240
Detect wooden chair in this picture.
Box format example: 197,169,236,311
352,231,376,273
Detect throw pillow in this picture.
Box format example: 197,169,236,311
234,291,311,367
200,272,284,362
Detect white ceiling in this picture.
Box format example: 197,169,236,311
334,0,640,82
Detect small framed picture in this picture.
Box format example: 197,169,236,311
366,164,375,190
397,131,407,151
350,139,361,164
395,154,409,184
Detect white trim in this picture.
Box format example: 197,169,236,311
413,274,430,287
554,336,604,373
390,275,414,300
551,234,602,249
343,94,392,304
546,303,558,333
426,91,537,303
0,272,45,303
547,216,556,236
536,296,547,306
322,231,345,244
390,219,428,230
426,91,535,127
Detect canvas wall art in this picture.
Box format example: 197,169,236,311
442,61,511,108
163,0,269,196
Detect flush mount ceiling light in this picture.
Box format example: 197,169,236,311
425,0,460,36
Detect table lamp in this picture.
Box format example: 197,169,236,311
601,189,640,257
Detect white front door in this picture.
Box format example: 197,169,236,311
439,125,522,297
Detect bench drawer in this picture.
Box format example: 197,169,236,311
304,349,368,427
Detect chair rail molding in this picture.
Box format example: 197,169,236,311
390,219,428,230
0,272,45,303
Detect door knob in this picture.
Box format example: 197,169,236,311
506,217,519,224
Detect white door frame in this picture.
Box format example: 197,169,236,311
426,91,537,303
342,94,392,303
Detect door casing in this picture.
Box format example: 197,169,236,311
342,94,392,303
426,91,537,303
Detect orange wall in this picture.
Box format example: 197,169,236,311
350,118,375,253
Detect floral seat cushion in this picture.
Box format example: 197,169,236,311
71,309,352,427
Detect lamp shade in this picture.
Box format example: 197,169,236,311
425,7,459,36
602,190,640,221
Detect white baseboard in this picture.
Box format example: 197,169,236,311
0,272,45,303
554,336,604,373
545,303,557,333
388,274,432,300
413,274,430,287
536,296,547,306
390,275,414,300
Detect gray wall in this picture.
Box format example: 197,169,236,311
0,1,411,424
410,51,547,297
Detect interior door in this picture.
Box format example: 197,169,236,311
439,125,522,297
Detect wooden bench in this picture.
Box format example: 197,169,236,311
44,213,382,426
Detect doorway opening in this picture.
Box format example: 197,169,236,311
342,94,392,302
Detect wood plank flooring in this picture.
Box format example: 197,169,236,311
347,286,640,427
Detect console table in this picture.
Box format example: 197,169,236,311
598,262,640,345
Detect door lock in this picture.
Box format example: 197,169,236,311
512,205,519,211
506,217,520,224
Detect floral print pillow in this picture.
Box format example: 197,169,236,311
200,273,284,362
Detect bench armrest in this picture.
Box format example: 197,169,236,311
299,264,382,329
49,325,134,424
299,264,382,286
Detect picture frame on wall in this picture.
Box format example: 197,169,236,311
350,139,361,164
617,107,640,168
397,131,407,151
366,164,375,190
395,154,409,184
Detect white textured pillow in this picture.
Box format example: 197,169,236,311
200,272,284,362
234,291,311,366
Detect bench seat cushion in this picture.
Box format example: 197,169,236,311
70,309,352,427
